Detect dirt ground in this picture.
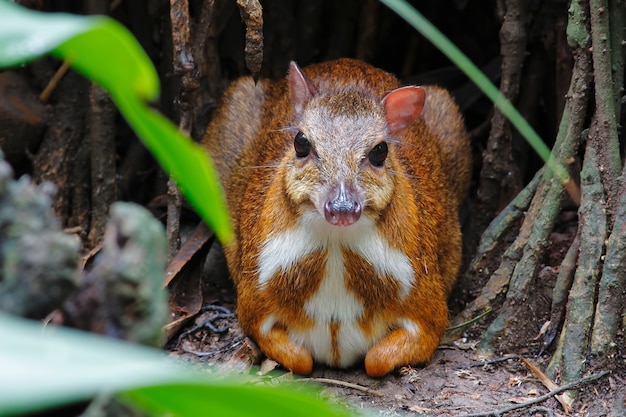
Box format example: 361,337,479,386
166,234,625,417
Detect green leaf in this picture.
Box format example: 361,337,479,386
0,2,90,67
0,314,190,415
0,1,233,243
120,383,351,417
52,18,159,102
113,93,233,240
0,314,352,417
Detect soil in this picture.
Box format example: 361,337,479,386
166,225,624,417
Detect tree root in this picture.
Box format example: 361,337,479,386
557,127,607,390
167,0,199,260
546,0,626,390
543,234,579,354
476,169,564,356
446,171,540,342
455,0,594,359
86,84,118,247
459,0,625,403
591,175,626,358
465,0,527,255
589,0,621,207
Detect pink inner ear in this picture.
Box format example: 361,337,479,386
382,86,426,135
288,62,318,117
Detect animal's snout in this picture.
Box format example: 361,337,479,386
323,182,362,226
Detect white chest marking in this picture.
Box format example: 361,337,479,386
257,211,415,294
298,243,368,366
256,211,416,366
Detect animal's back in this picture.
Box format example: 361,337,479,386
421,85,471,209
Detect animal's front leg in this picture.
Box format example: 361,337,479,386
364,322,441,377
254,325,314,375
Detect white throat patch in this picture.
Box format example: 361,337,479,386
257,211,415,294
256,210,416,366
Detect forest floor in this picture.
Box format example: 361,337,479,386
166,227,624,417
169,305,622,417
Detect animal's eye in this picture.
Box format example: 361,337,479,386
368,141,388,167
294,131,311,158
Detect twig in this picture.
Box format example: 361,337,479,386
446,308,492,332
305,377,385,397
166,178,182,260
521,357,572,413
177,305,235,341
455,355,527,370
526,406,556,417
39,60,70,103
180,338,244,358
455,370,610,417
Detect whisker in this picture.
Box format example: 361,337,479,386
362,196,375,206
244,164,281,169
389,137,423,152
388,169,421,181
270,125,299,133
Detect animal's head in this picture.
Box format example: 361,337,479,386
283,61,425,227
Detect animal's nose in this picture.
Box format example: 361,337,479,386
323,182,362,226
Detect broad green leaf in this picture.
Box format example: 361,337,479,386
53,18,159,102
121,383,351,417
113,93,232,239
0,314,352,417
0,1,233,243
0,314,190,415
0,2,91,67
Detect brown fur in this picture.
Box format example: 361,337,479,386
202,58,471,377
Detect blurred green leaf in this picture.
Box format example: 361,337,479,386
0,2,90,67
0,314,352,417
52,18,159,102
0,1,233,243
0,314,189,415
121,383,350,417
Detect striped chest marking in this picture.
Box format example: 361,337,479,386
257,211,416,367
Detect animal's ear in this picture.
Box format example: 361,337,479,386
381,86,425,135
288,61,318,117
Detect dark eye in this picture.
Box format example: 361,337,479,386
294,131,311,158
368,141,388,167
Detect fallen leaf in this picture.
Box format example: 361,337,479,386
408,405,432,413
258,359,279,375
